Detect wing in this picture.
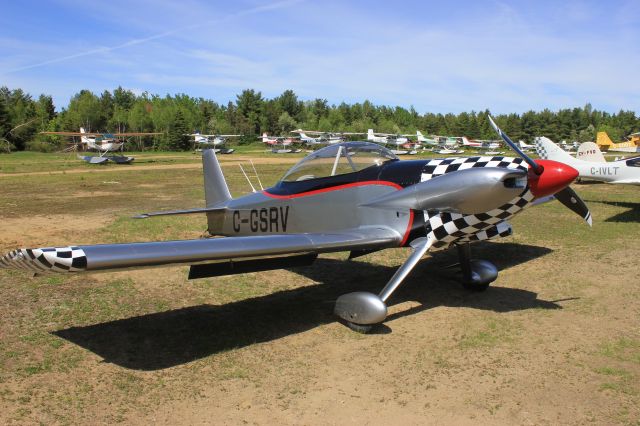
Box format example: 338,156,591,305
0,228,399,275
111,132,164,136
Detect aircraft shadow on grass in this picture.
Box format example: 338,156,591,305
54,242,563,371
585,199,640,223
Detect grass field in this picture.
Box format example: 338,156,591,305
0,150,639,424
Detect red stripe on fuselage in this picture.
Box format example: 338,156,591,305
263,180,412,247
400,210,414,247
262,180,403,199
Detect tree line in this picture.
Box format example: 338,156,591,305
0,85,638,152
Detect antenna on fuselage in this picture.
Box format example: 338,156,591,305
238,164,257,193
250,159,264,191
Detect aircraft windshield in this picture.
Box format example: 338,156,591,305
281,142,399,182
626,157,640,167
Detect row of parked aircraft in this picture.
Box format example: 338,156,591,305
44,125,640,170
253,129,506,156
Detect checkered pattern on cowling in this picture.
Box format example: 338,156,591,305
420,156,533,249
457,220,512,243
421,156,526,180
534,139,548,159
0,246,87,274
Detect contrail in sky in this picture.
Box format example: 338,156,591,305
3,0,303,74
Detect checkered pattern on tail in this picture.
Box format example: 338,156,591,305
534,139,548,159
0,246,87,274
420,156,533,249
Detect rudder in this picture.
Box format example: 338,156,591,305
576,142,606,163
202,149,232,207
534,136,577,164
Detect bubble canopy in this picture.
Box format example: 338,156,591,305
280,142,399,183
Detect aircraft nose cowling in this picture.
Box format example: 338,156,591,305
528,159,579,198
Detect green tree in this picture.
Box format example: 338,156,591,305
167,109,191,151
0,96,11,152
277,111,297,133
236,89,263,135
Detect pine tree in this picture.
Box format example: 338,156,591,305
167,109,190,151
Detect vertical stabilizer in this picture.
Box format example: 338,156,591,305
79,127,91,144
596,131,614,149
534,137,578,165
576,142,606,163
367,129,374,140
202,149,232,207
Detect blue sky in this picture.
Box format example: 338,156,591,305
1,0,639,113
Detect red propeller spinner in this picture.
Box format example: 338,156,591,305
527,159,579,198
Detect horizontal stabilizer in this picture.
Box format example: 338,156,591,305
134,207,227,219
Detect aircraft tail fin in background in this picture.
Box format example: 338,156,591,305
596,131,614,148
534,137,579,165
367,129,374,140
576,142,606,163
79,127,91,144
202,149,232,207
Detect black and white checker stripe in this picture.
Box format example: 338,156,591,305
0,246,87,274
457,220,512,243
420,156,533,249
534,139,548,159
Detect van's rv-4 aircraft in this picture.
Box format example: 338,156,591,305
536,137,640,185
2,118,591,332
189,132,242,154
42,128,162,164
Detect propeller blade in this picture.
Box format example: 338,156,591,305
488,116,543,175
554,187,592,226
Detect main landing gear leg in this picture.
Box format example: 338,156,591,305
456,243,498,292
334,236,434,333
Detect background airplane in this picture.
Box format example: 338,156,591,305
3,119,591,332
461,137,501,150
290,129,362,145
41,128,162,163
535,137,640,185
416,131,438,146
189,132,242,154
596,131,640,153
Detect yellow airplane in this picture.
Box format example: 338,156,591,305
596,131,640,153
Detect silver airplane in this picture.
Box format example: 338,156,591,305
535,137,640,185
1,119,591,332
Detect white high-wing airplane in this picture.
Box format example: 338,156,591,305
416,131,438,146
367,129,416,147
189,132,242,154
461,137,501,150
518,140,534,151
41,128,162,164
190,132,241,146
259,133,297,145
290,129,354,145
535,137,640,185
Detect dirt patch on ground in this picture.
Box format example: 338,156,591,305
0,213,114,249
